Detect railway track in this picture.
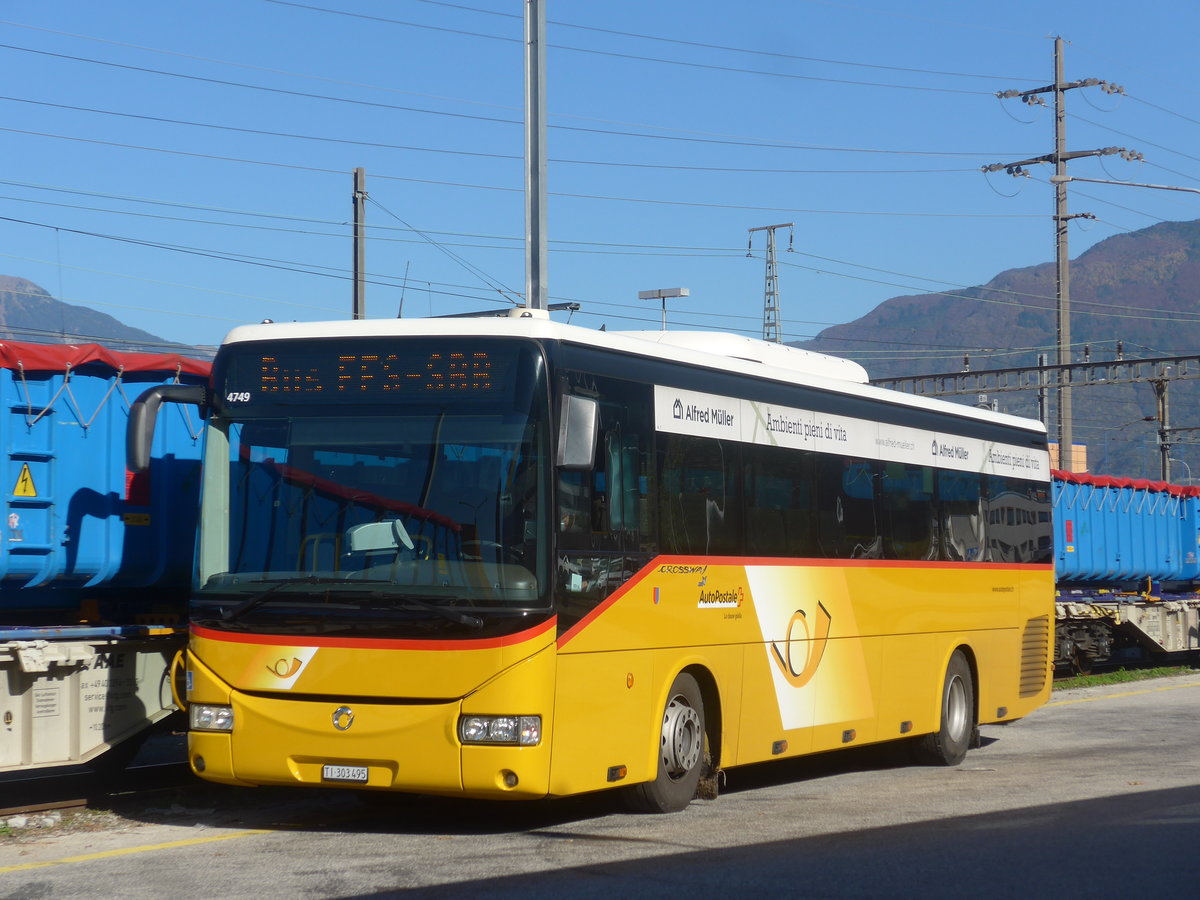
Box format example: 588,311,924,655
1,728,194,818
1,760,195,817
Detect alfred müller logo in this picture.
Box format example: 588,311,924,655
673,397,734,427
932,438,970,461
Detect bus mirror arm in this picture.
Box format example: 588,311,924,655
557,394,598,470
127,383,209,473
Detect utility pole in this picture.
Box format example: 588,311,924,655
1037,352,1048,426
984,37,1130,473
1154,377,1171,481
524,0,547,311
748,223,793,343
352,167,367,320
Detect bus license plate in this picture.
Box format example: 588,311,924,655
322,764,369,783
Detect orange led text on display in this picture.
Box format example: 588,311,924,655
255,351,494,394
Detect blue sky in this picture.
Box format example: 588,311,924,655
2,1,1198,363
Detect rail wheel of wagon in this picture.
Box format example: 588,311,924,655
913,650,974,766
1070,647,1094,676
626,672,706,813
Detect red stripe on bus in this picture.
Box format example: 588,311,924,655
556,565,652,648
191,617,556,651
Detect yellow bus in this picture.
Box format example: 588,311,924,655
130,311,1053,813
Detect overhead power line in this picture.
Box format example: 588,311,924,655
8,167,1198,325
366,196,520,306
0,124,1042,218
407,0,1036,82
261,0,1011,95
0,48,1032,158
0,19,1048,153
9,196,1198,334
0,95,981,175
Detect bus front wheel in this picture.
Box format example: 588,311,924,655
913,650,974,766
626,672,706,813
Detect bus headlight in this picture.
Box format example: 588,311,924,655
459,715,541,746
190,704,234,732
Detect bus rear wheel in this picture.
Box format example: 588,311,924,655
626,672,706,813
913,650,974,766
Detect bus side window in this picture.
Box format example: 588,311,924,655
743,443,818,559
815,456,881,559
879,462,936,560
555,374,656,632
558,469,590,534
1029,485,1053,563
984,475,1050,562
658,434,740,556
556,382,654,550
983,477,1051,564
605,431,645,535
938,471,984,561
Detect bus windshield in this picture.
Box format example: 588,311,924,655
194,338,551,634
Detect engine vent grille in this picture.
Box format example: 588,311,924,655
1020,615,1051,697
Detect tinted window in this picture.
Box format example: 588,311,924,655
658,434,741,556
556,374,656,631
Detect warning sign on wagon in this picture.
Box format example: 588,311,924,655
13,463,38,497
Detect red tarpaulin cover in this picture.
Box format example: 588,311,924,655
0,340,210,377
1052,468,1200,498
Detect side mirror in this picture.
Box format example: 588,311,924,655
127,383,208,473
556,394,597,470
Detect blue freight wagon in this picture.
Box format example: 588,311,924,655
0,341,209,773
1052,469,1200,671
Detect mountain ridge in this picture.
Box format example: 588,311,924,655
795,219,1200,382
796,219,1200,478
0,275,175,351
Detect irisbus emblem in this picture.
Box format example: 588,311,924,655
332,706,355,731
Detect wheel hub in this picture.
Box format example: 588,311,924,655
660,695,701,777
946,675,969,742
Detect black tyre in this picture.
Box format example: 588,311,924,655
913,650,974,766
626,672,706,813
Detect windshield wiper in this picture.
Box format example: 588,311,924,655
217,579,484,630
219,576,354,623
387,595,484,630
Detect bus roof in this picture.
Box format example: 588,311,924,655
221,311,1045,436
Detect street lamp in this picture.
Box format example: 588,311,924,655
637,288,689,330
1169,458,1194,485
1049,174,1200,196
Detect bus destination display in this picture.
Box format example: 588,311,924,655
224,347,501,402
